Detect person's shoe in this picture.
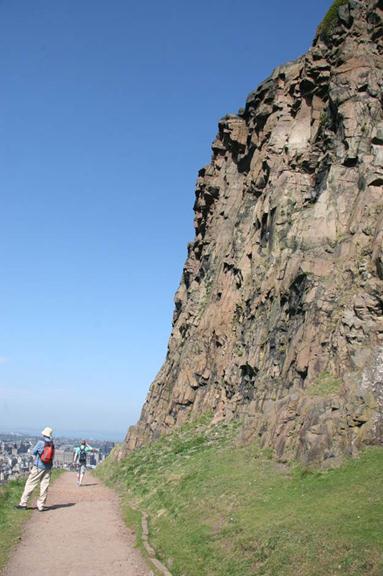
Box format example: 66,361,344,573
15,504,27,510
37,506,47,512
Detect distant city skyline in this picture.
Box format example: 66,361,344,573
0,0,334,435
0,424,123,442
0,432,113,484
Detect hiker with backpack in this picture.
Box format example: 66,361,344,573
16,426,55,512
73,440,97,486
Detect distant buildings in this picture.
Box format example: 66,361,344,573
0,434,115,483
0,439,34,483
54,447,74,468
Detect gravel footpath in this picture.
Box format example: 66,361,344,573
4,471,150,576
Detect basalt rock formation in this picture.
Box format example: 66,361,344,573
123,0,383,465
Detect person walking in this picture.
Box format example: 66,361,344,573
73,440,97,486
16,427,55,512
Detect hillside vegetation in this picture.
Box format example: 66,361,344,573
0,478,32,571
97,418,383,576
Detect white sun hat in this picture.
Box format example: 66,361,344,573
41,427,53,438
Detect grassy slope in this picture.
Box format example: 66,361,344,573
0,469,62,573
97,419,383,576
0,478,33,571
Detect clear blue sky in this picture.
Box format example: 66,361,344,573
0,0,333,439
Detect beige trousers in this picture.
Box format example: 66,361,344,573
19,466,51,509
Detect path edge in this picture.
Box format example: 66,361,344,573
130,502,173,576
93,472,173,576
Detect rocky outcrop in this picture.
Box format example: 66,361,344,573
122,0,383,465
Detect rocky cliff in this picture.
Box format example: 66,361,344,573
123,0,383,465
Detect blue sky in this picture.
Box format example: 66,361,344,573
0,0,333,440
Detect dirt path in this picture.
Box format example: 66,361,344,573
4,471,151,576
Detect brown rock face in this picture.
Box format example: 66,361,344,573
123,0,383,465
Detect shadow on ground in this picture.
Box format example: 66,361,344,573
43,503,76,510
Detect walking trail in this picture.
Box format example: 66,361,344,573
4,471,151,576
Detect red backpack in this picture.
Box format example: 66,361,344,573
40,441,55,465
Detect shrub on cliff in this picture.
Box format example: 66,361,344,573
317,0,349,39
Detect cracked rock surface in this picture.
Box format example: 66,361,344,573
123,0,383,465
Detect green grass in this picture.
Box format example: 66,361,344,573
308,371,342,397
97,418,383,576
0,478,33,571
0,469,63,572
317,0,348,39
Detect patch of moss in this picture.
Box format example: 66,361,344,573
319,110,328,129
309,371,342,397
317,0,348,39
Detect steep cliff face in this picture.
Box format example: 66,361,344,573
124,0,383,465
